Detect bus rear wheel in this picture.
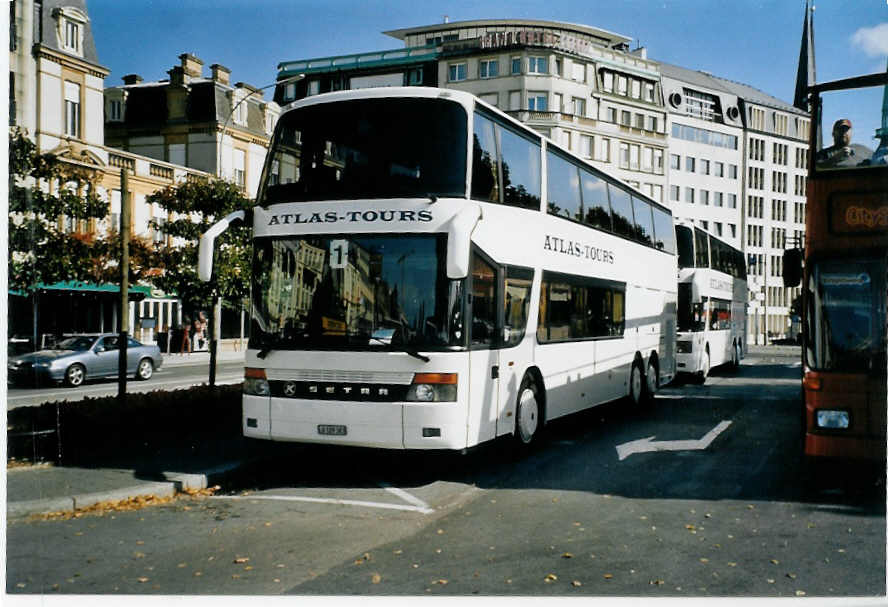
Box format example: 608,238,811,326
514,375,542,447
644,357,659,405
629,359,645,407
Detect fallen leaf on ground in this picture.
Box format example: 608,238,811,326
561,553,574,559
544,574,558,583
233,557,249,564
137,577,149,583
372,573,382,584
572,580,582,587
603,573,613,579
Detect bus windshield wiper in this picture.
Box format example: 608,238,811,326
368,335,430,363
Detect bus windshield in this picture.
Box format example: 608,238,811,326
260,98,468,204
250,234,465,351
805,258,887,372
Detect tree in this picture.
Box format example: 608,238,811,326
8,130,158,344
145,178,253,325
9,129,109,292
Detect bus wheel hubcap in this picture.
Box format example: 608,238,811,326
517,388,539,443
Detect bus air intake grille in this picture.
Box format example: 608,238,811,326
269,380,410,402
267,369,415,385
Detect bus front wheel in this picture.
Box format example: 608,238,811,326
515,375,542,447
694,349,710,385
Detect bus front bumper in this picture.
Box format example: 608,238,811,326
243,394,470,450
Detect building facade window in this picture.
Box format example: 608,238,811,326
511,56,521,74
572,97,585,116
108,99,122,121
448,62,467,82
685,156,695,172
579,134,593,158
528,55,548,74
233,149,246,187
527,92,547,111
670,154,680,170
479,59,498,79
64,81,81,138
670,185,680,201
599,137,611,162
571,62,585,82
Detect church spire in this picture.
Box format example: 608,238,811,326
793,1,816,111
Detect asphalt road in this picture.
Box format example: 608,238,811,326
6,360,245,409
6,349,886,598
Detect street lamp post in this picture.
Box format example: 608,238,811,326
216,73,304,181
208,73,304,386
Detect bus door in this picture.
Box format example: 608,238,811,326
466,254,536,445
466,253,500,445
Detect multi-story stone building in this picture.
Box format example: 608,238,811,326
273,17,808,342
104,53,282,198
8,0,209,346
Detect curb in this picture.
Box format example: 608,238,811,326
6,460,246,519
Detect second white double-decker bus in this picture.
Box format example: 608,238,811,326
200,87,677,451
674,221,747,383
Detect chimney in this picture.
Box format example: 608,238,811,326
235,82,262,98
122,74,143,85
210,64,231,86
168,65,186,87
178,53,204,79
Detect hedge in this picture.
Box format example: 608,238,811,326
7,384,243,464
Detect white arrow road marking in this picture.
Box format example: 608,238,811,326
616,420,733,461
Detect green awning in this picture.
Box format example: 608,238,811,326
8,281,157,300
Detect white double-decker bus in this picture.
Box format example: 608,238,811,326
199,87,676,451
674,220,747,383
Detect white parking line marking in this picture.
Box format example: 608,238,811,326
378,483,433,512
213,494,434,514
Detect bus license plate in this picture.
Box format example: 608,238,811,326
318,424,347,436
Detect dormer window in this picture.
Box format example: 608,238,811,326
54,7,88,57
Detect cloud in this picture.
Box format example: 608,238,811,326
850,23,888,57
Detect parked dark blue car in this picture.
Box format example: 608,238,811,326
7,333,163,387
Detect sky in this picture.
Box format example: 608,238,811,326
87,0,888,142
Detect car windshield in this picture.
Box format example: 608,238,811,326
805,258,887,372
56,336,97,351
250,234,465,351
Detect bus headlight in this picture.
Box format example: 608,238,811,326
244,368,270,397
816,410,850,429
406,373,457,402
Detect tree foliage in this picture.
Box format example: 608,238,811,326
8,129,155,294
145,178,253,314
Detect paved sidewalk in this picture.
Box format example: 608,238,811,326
7,439,250,519
159,349,245,368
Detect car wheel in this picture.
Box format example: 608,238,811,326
514,375,543,448
136,358,154,381
65,363,86,387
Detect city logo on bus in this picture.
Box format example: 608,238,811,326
267,210,433,226
845,205,888,229
544,235,615,264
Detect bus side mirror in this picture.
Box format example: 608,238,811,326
198,210,247,282
446,204,482,279
783,248,802,288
